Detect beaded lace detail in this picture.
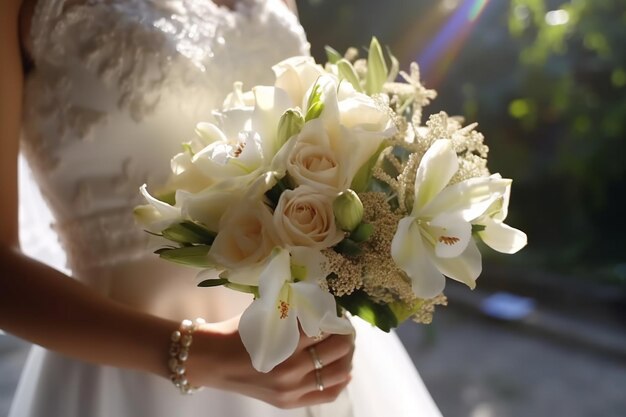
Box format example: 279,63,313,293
21,0,309,273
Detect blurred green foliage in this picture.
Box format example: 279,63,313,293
502,0,625,278
298,0,626,284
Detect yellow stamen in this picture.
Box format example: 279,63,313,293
278,301,290,319
233,142,246,157
438,236,460,245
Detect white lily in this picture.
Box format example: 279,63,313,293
250,86,294,157
391,140,511,299
133,184,182,233
239,247,353,373
272,56,326,110
473,174,528,254
190,86,294,189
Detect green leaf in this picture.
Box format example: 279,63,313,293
388,299,425,323
350,142,388,193
198,278,229,287
265,176,292,208
335,290,398,332
157,245,214,268
181,142,194,156
350,223,374,243
144,230,163,238
224,282,259,298
324,45,342,64
337,59,363,93
366,37,388,95
155,191,176,206
290,264,307,281
305,82,325,121
154,247,176,255
334,239,362,257
161,221,216,245
472,224,487,235
305,102,324,122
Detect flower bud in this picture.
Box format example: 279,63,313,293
333,189,364,232
276,109,304,148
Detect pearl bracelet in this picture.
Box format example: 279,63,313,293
168,318,205,395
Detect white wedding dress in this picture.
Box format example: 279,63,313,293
10,0,443,416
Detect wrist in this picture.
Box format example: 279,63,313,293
184,316,246,389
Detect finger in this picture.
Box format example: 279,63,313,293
294,377,351,407
307,333,354,370
294,353,352,397
296,326,329,350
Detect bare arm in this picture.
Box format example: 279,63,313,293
0,2,176,378
0,0,351,408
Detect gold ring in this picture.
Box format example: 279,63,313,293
308,346,323,370
314,369,324,392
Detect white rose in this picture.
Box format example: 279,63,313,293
273,185,344,250
305,75,396,190
209,199,279,269
273,56,326,109
286,118,347,194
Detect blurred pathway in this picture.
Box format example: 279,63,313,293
398,307,626,417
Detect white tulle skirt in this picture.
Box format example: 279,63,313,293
9,319,442,417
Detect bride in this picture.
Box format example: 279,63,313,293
0,0,443,416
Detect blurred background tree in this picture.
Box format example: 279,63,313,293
298,0,626,287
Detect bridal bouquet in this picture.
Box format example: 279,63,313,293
134,38,527,372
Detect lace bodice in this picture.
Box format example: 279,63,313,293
21,0,309,274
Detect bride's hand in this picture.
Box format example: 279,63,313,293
187,316,355,409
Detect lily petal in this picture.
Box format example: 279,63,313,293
213,108,254,139
251,86,293,157
238,249,299,372
493,174,511,222
422,176,511,222
315,75,341,137
195,122,227,145
239,290,299,373
413,140,459,213
256,249,291,302
291,281,352,337
289,246,328,282
220,263,265,286
429,238,482,290
179,188,241,232
391,217,446,298
139,184,179,217
478,216,528,254
429,213,472,258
